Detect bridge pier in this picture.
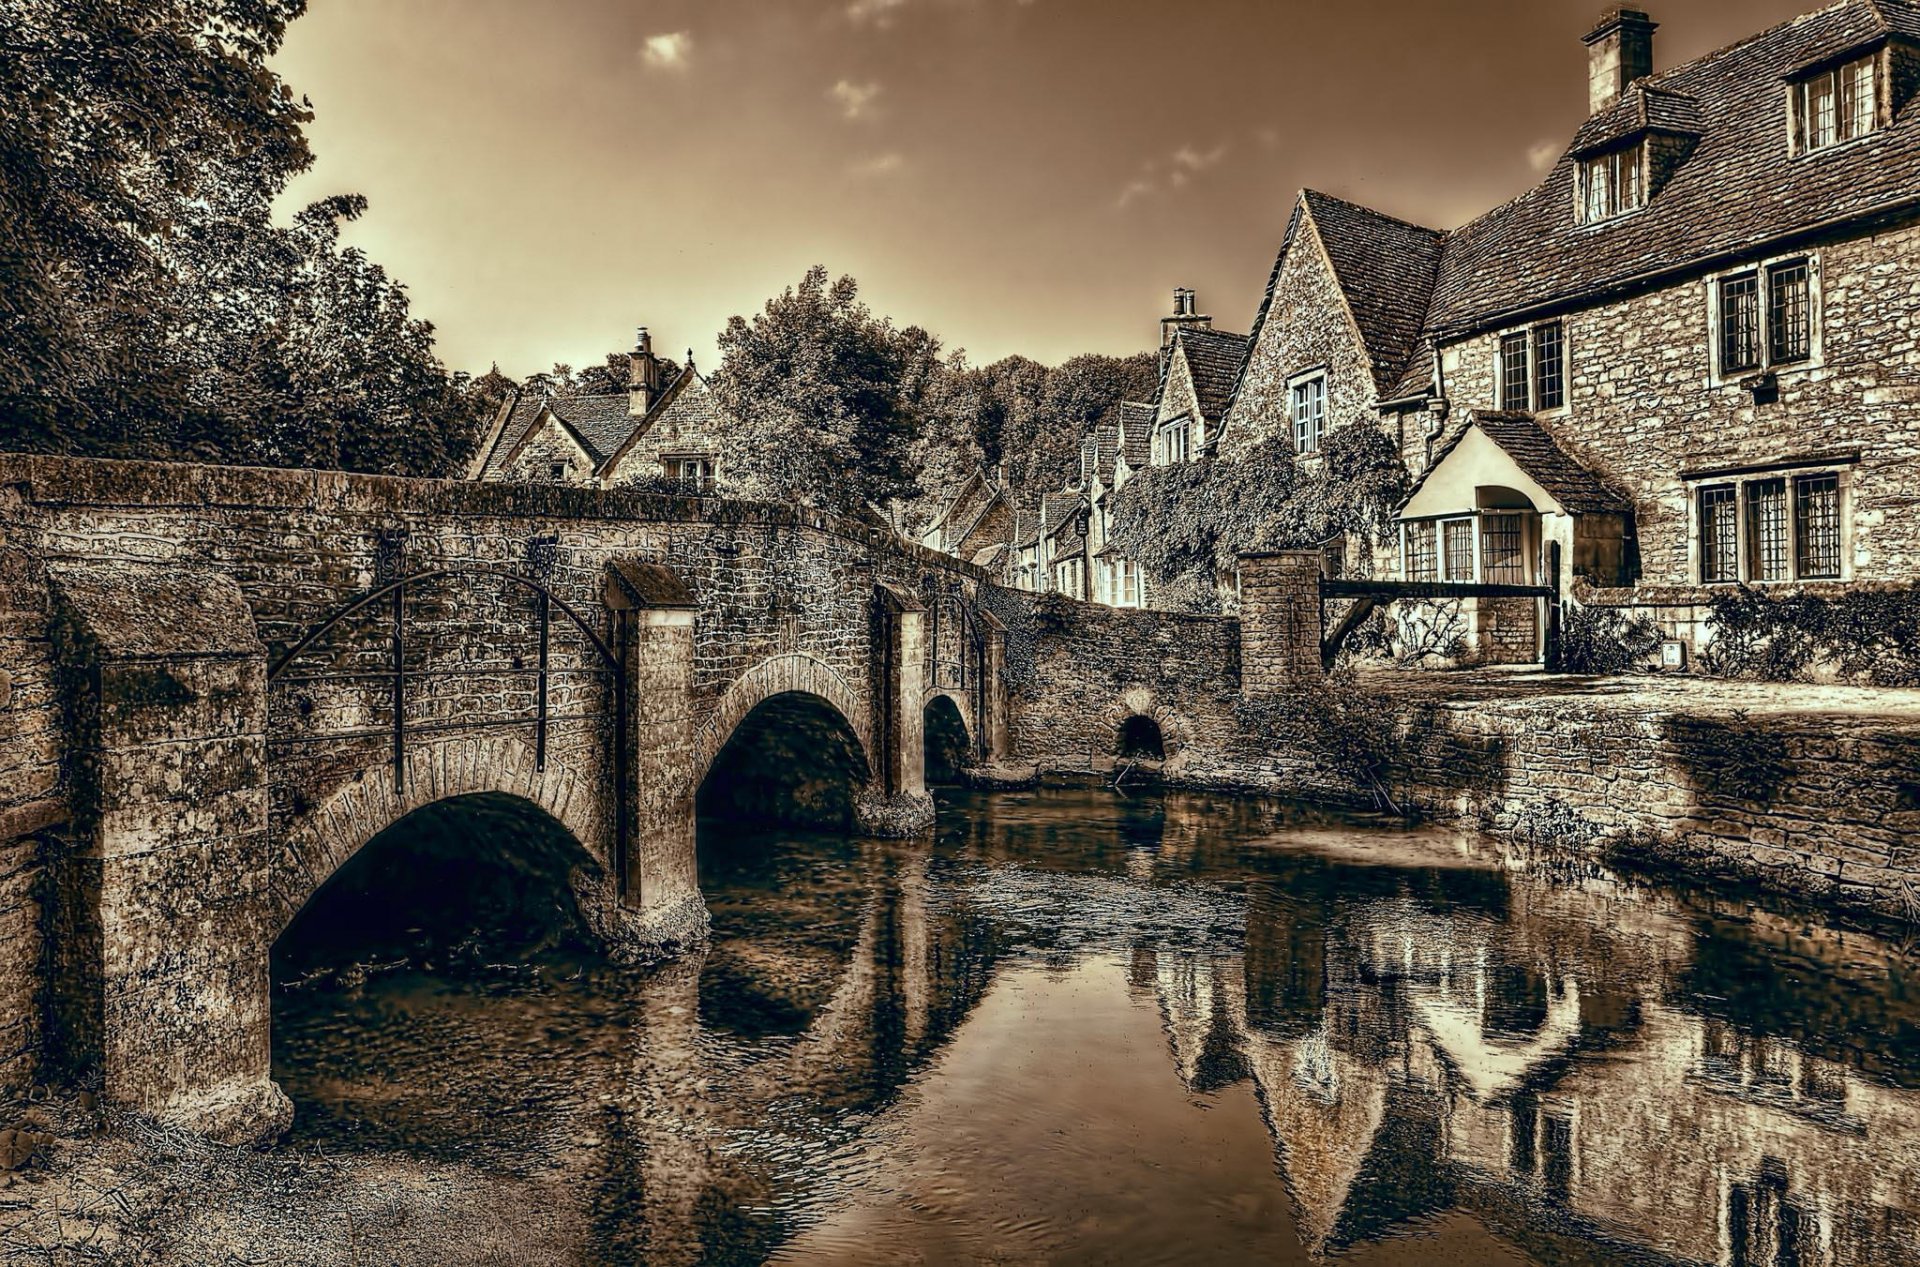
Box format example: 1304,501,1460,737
46,561,292,1145
862,585,935,836
607,562,710,955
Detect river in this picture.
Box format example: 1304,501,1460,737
270,787,1920,1266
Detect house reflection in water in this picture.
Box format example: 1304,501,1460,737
1144,842,1920,1266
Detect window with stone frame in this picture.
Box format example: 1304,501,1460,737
1159,416,1191,464
1698,484,1740,583
1747,477,1790,582
1500,332,1529,410
1795,473,1842,578
1694,469,1845,584
1716,258,1815,378
1498,322,1566,412
1767,261,1812,366
1793,54,1879,154
1403,520,1438,581
1290,373,1327,454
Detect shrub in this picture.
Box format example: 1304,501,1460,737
1558,603,1663,675
1698,586,1920,685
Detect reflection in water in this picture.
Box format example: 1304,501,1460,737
272,789,1920,1266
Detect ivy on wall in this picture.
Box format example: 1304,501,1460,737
1107,425,1409,613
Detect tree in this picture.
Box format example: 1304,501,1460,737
711,266,939,517
0,0,483,476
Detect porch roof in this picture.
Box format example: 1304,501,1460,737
1400,411,1631,519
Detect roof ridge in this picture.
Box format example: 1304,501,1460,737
1641,0,1876,93
1301,187,1445,238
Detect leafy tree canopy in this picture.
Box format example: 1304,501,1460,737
0,0,485,475
711,265,943,518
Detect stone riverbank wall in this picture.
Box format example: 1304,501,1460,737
992,554,1920,923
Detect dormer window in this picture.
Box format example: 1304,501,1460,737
1578,143,1645,223
1793,54,1878,153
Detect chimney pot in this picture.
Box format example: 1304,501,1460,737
629,324,660,417
1583,7,1657,115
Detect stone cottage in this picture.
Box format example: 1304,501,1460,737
1140,0,1920,661
471,327,731,490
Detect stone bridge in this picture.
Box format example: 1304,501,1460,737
0,455,1053,1142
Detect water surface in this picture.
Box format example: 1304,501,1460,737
274,788,1920,1265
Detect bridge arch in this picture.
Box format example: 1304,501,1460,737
691,654,870,793
1105,691,1187,763
270,734,616,941
922,691,974,785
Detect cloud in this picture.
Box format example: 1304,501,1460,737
1116,141,1229,209
847,0,910,25
1527,139,1563,173
641,31,692,70
1172,144,1227,172
850,152,905,177
830,79,883,120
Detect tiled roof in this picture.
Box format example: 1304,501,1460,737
478,392,545,478
1567,84,1703,157
1174,327,1249,423
1424,0,1920,337
1117,402,1155,467
547,393,639,461
479,390,642,478
1405,410,1633,515
1300,190,1447,395
1043,490,1087,528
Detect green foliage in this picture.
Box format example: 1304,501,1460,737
0,0,483,476
711,266,941,517
1108,423,1411,612
1698,586,1920,685
1559,602,1663,675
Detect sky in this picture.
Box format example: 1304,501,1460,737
271,0,1825,379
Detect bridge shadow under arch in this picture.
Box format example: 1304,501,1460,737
697,690,874,831
272,791,612,986
923,693,972,786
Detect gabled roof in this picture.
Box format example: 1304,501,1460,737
594,362,726,476
1424,0,1920,337
1171,326,1249,424
1402,411,1632,516
1300,190,1447,396
489,398,607,476
1116,402,1155,468
1567,83,1704,158
477,391,547,479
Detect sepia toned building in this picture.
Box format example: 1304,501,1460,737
471,326,731,491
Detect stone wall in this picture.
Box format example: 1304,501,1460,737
1379,677,1920,919
1437,216,1920,590
982,588,1245,783
0,546,57,1096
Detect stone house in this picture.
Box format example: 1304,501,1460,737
1206,0,1920,662
1151,291,1249,467
917,466,1017,574
471,327,731,490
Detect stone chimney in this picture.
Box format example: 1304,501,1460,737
1583,8,1657,115
628,326,660,418
1160,288,1213,348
